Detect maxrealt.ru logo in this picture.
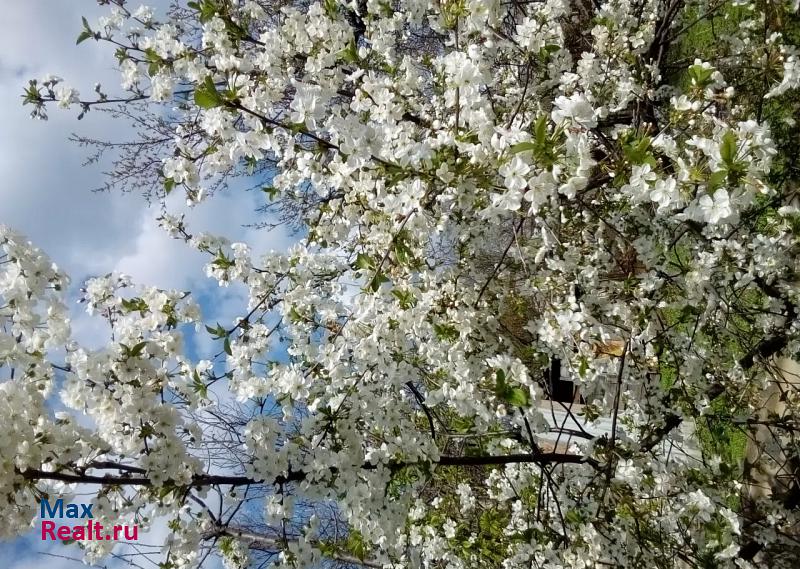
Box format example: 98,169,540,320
40,499,138,541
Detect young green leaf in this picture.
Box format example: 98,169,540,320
504,387,530,407
720,131,738,166
194,76,223,109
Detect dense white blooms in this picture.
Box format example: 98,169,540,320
10,0,800,567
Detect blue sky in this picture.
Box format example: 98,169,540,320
0,2,292,567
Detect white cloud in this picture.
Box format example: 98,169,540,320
113,189,293,291
0,1,147,278
0,1,293,350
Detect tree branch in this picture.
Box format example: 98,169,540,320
18,450,596,488
205,527,383,569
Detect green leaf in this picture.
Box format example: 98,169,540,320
345,530,368,561
191,0,220,23
510,141,537,154
205,323,226,338
144,48,163,77
128,341,148,357
121,297,148,314
323,0,338,17
534,115,548,146
565,509,584,525
495,368,507,389
212,250,235,269
504,387,530,407
578,356,589,379
77,16,94,45
622,135,653,165
194,76,222,109
493,368,530,406
119,340,147,359
164,177,176,195
288,306,303,323
195,88,221,109
192,370,208,398
580,403,601,422
22,82,41,106
245,155,257,174
353,253,375,271
688,64,714,87
339,40,359,63
707,169,728,192
223,337,232,356
720,131,738,166
368,271,390,292
391,288,416,308
393,241,412,266
433,322,459,342
140,423,156,438
512,115,559,167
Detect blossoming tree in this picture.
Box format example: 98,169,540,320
5,0,800,567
